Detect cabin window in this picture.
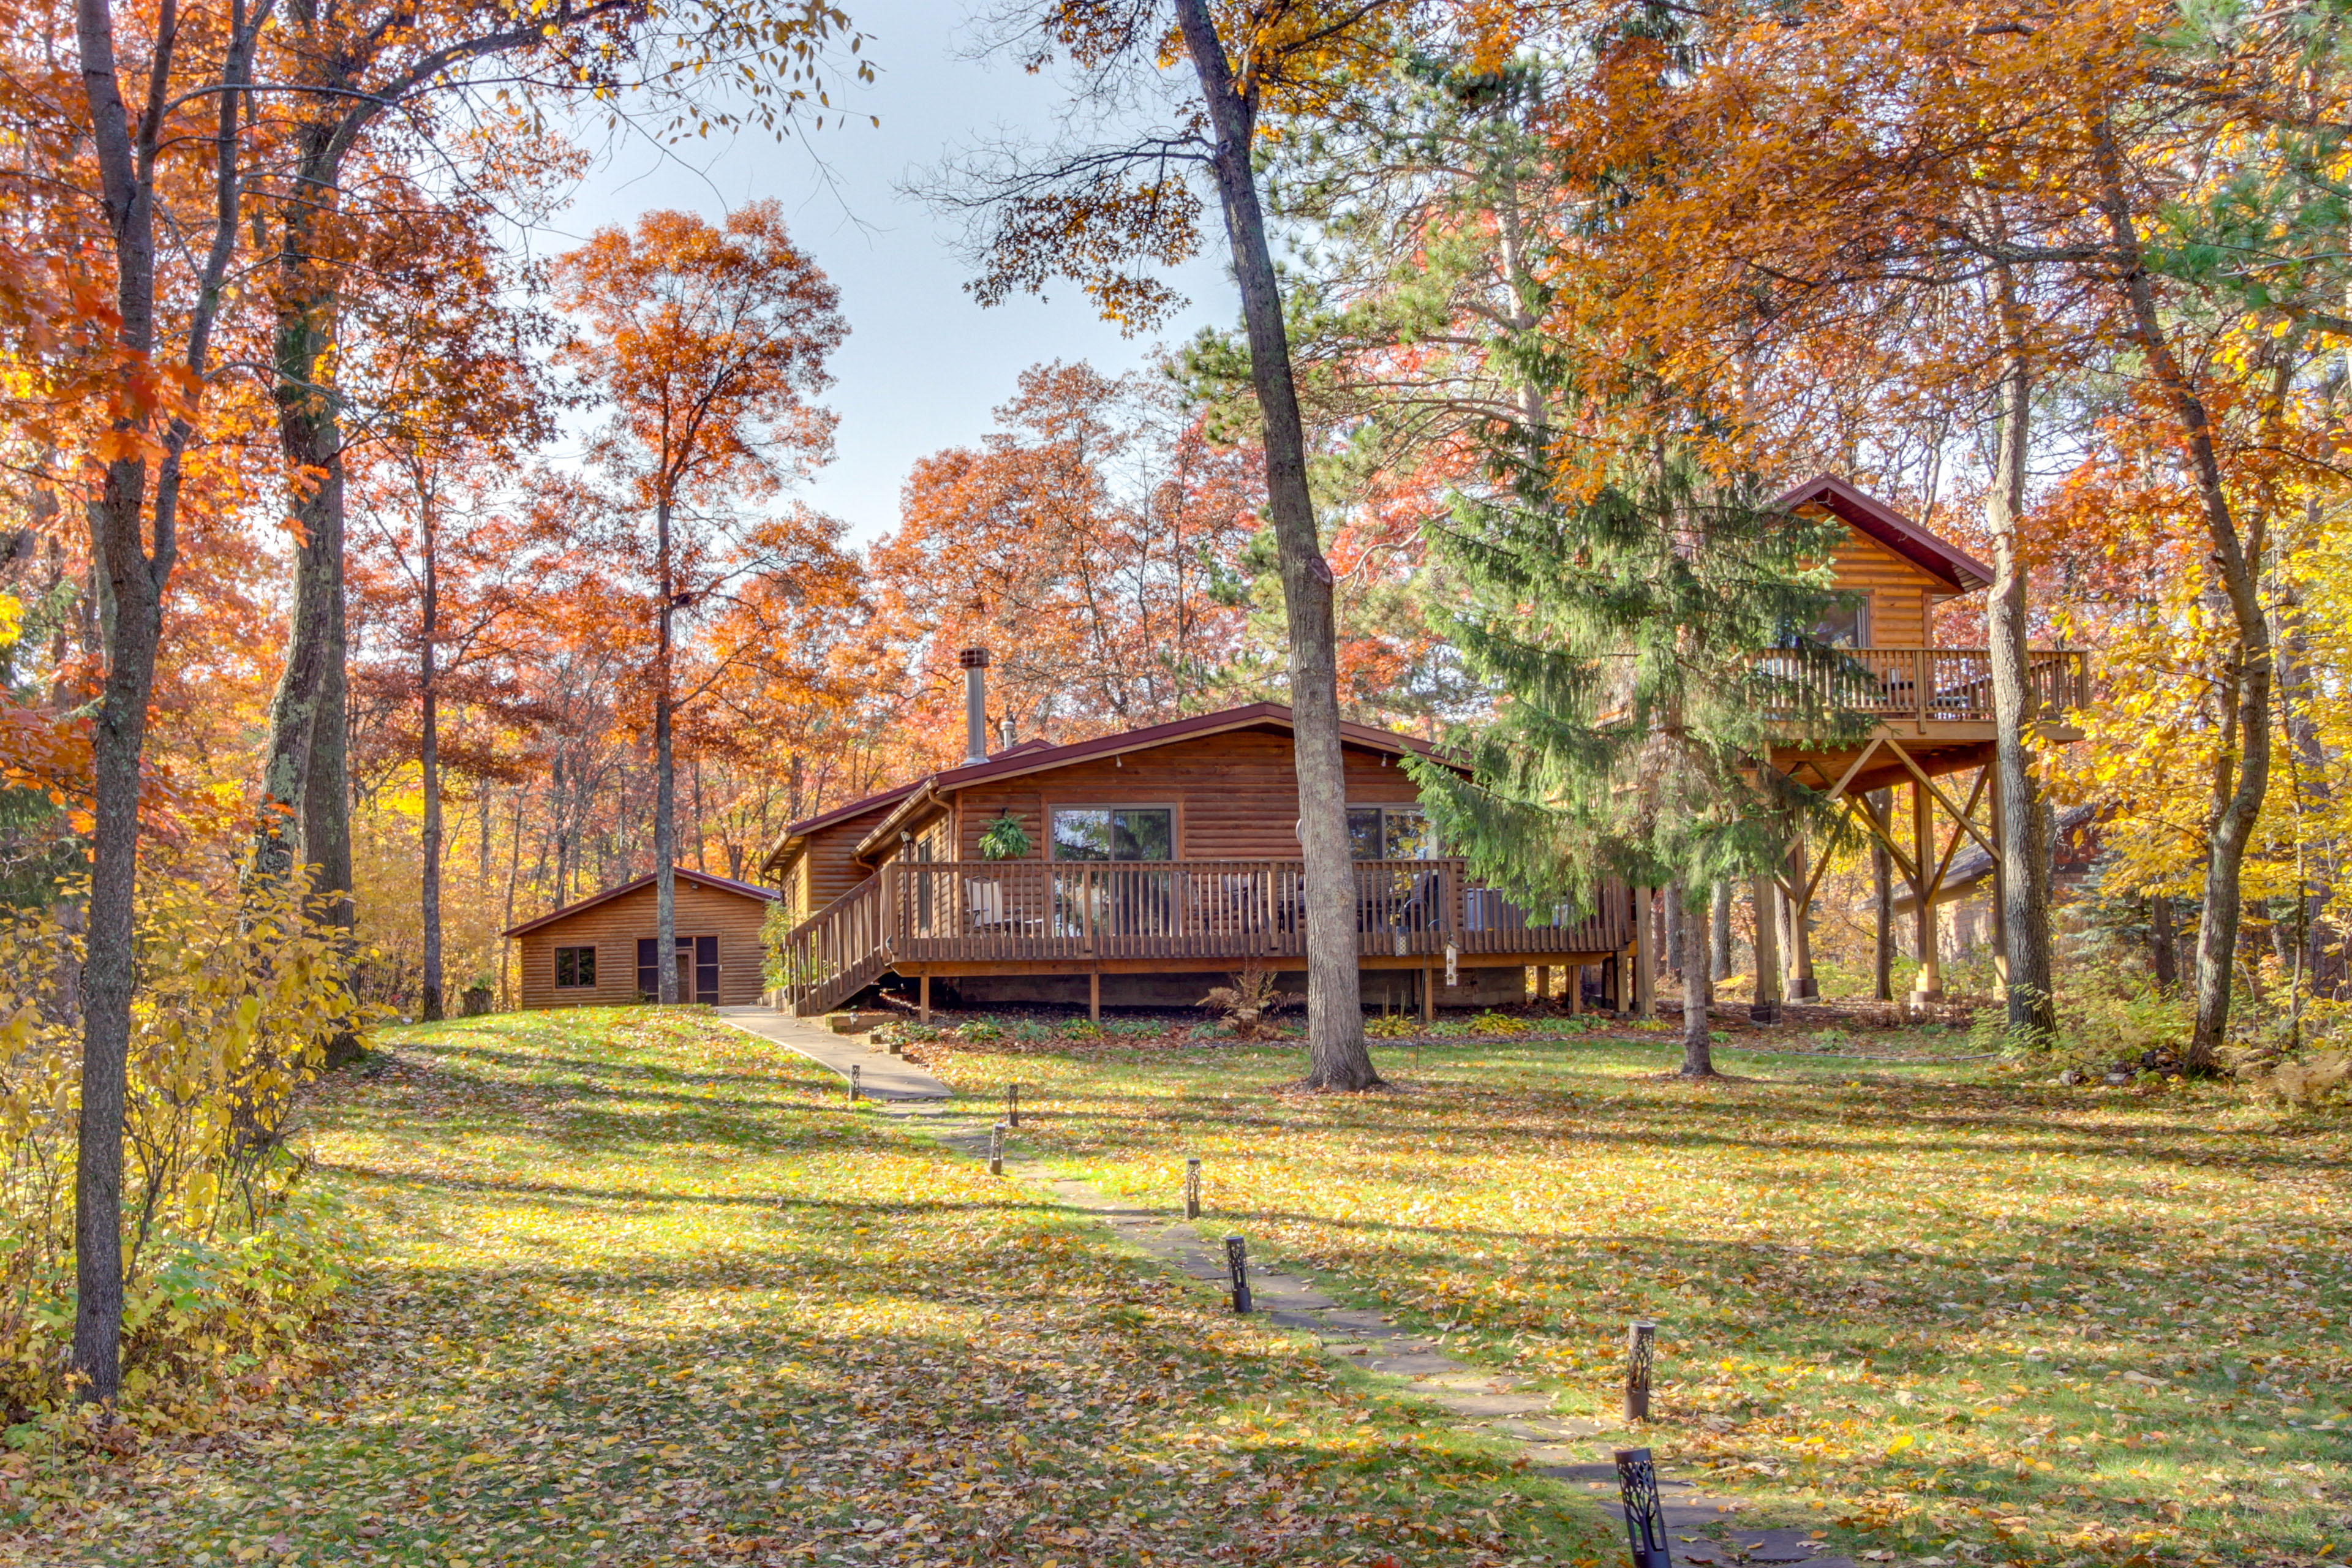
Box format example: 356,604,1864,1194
1049,807,1172,861
1348,807,1436,860
1802,596,1870,647
554,946,597,988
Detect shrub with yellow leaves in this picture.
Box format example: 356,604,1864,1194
0,867,374,1428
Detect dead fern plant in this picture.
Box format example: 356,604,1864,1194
1199,962,1302,1039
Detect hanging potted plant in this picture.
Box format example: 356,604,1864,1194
978,812,1031,861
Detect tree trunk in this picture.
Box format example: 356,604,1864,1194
1664,898,1683,986
1674,882,1715,1077
1784,840,1817,1000
2150,893,2176,990
256,127,351,911
1870,791,1894,1001
1173,0,1374,1090
419,501,443,1022
655,496,677,1004
2094,132,2271,1072
1709,881,1732,981
1983,270,2057,1042
72,0,257,1404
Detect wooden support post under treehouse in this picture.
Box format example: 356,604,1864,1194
1910,780,1942,1003
1420,963,1434,1022
1088,970,1101,1022
919,973,930,1025
1535,965,1550,1005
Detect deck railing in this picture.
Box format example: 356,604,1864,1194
777,858,1638,1012
886,858,1632,965
1738,647,2088,725
775,874,892,1016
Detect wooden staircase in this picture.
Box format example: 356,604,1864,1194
775,875,892,1017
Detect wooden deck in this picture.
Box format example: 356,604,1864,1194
1738,646,2089,728
775,859,1635,1016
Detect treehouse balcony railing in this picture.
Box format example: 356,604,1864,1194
878,858,1632,966
1736,646,2089,725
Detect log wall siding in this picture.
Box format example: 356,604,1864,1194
796,802,903,917
1801,505,1948,645
514,880,774,1010
946,729,1427,862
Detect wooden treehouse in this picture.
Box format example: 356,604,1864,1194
1755,476,2089,1003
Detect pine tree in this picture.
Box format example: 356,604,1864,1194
1408,452,1872,1076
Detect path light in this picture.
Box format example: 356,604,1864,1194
1624,1321,1657,1421
1185,1157,1202,1220
989,1123,1006,1177
1613,1447,1673,1568
1006,1082,1020,1128
1224,1236,1253,1314
850,1065,861,1105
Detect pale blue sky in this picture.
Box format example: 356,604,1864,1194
549,0,1232,545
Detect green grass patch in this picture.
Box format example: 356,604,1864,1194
921,1033,2352,1567
18,1008,1616,1567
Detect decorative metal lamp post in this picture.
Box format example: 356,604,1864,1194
1224,1236,1253,1314
1624,1321,1657,1421
849,1065,861,1105
1006,1082,1020,1128
1184,1158,1202,1220
989,1123,1006,1176
1613,1447,1674,1568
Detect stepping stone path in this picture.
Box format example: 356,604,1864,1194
877,1097,1860,1568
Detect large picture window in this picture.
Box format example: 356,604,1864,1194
1049,807,1173,862
1346,807,1436,861
554,945,596,988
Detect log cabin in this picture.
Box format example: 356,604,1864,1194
503,868,778,1009
758,700,1645,1019
753,473,2088,1022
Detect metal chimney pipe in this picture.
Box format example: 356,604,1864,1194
958,647,990,764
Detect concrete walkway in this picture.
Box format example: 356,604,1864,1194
712,1006,952,1101
876,1095,1855,1568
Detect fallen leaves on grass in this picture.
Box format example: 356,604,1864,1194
925,1035,2352,1567
7,1009,1611,1568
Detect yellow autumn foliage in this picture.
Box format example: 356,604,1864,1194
0,866,375,1427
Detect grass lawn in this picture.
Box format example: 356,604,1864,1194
917,1028,2352,1568
20,1009,1621,1568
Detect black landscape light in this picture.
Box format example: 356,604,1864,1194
990,1123,1006,1176
850,1064,861,1104
1613,1446,1673,1568
1625,1321,1657,1421
1185,1157,1202,1220
1007,1082,1020,1128
1225,1235,1253,1314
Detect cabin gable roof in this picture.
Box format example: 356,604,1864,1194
1773,473,1994,596
503,866,778,939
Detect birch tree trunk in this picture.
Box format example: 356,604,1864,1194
1173,0,1374,1088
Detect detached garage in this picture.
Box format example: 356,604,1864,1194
503,868,778,1009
